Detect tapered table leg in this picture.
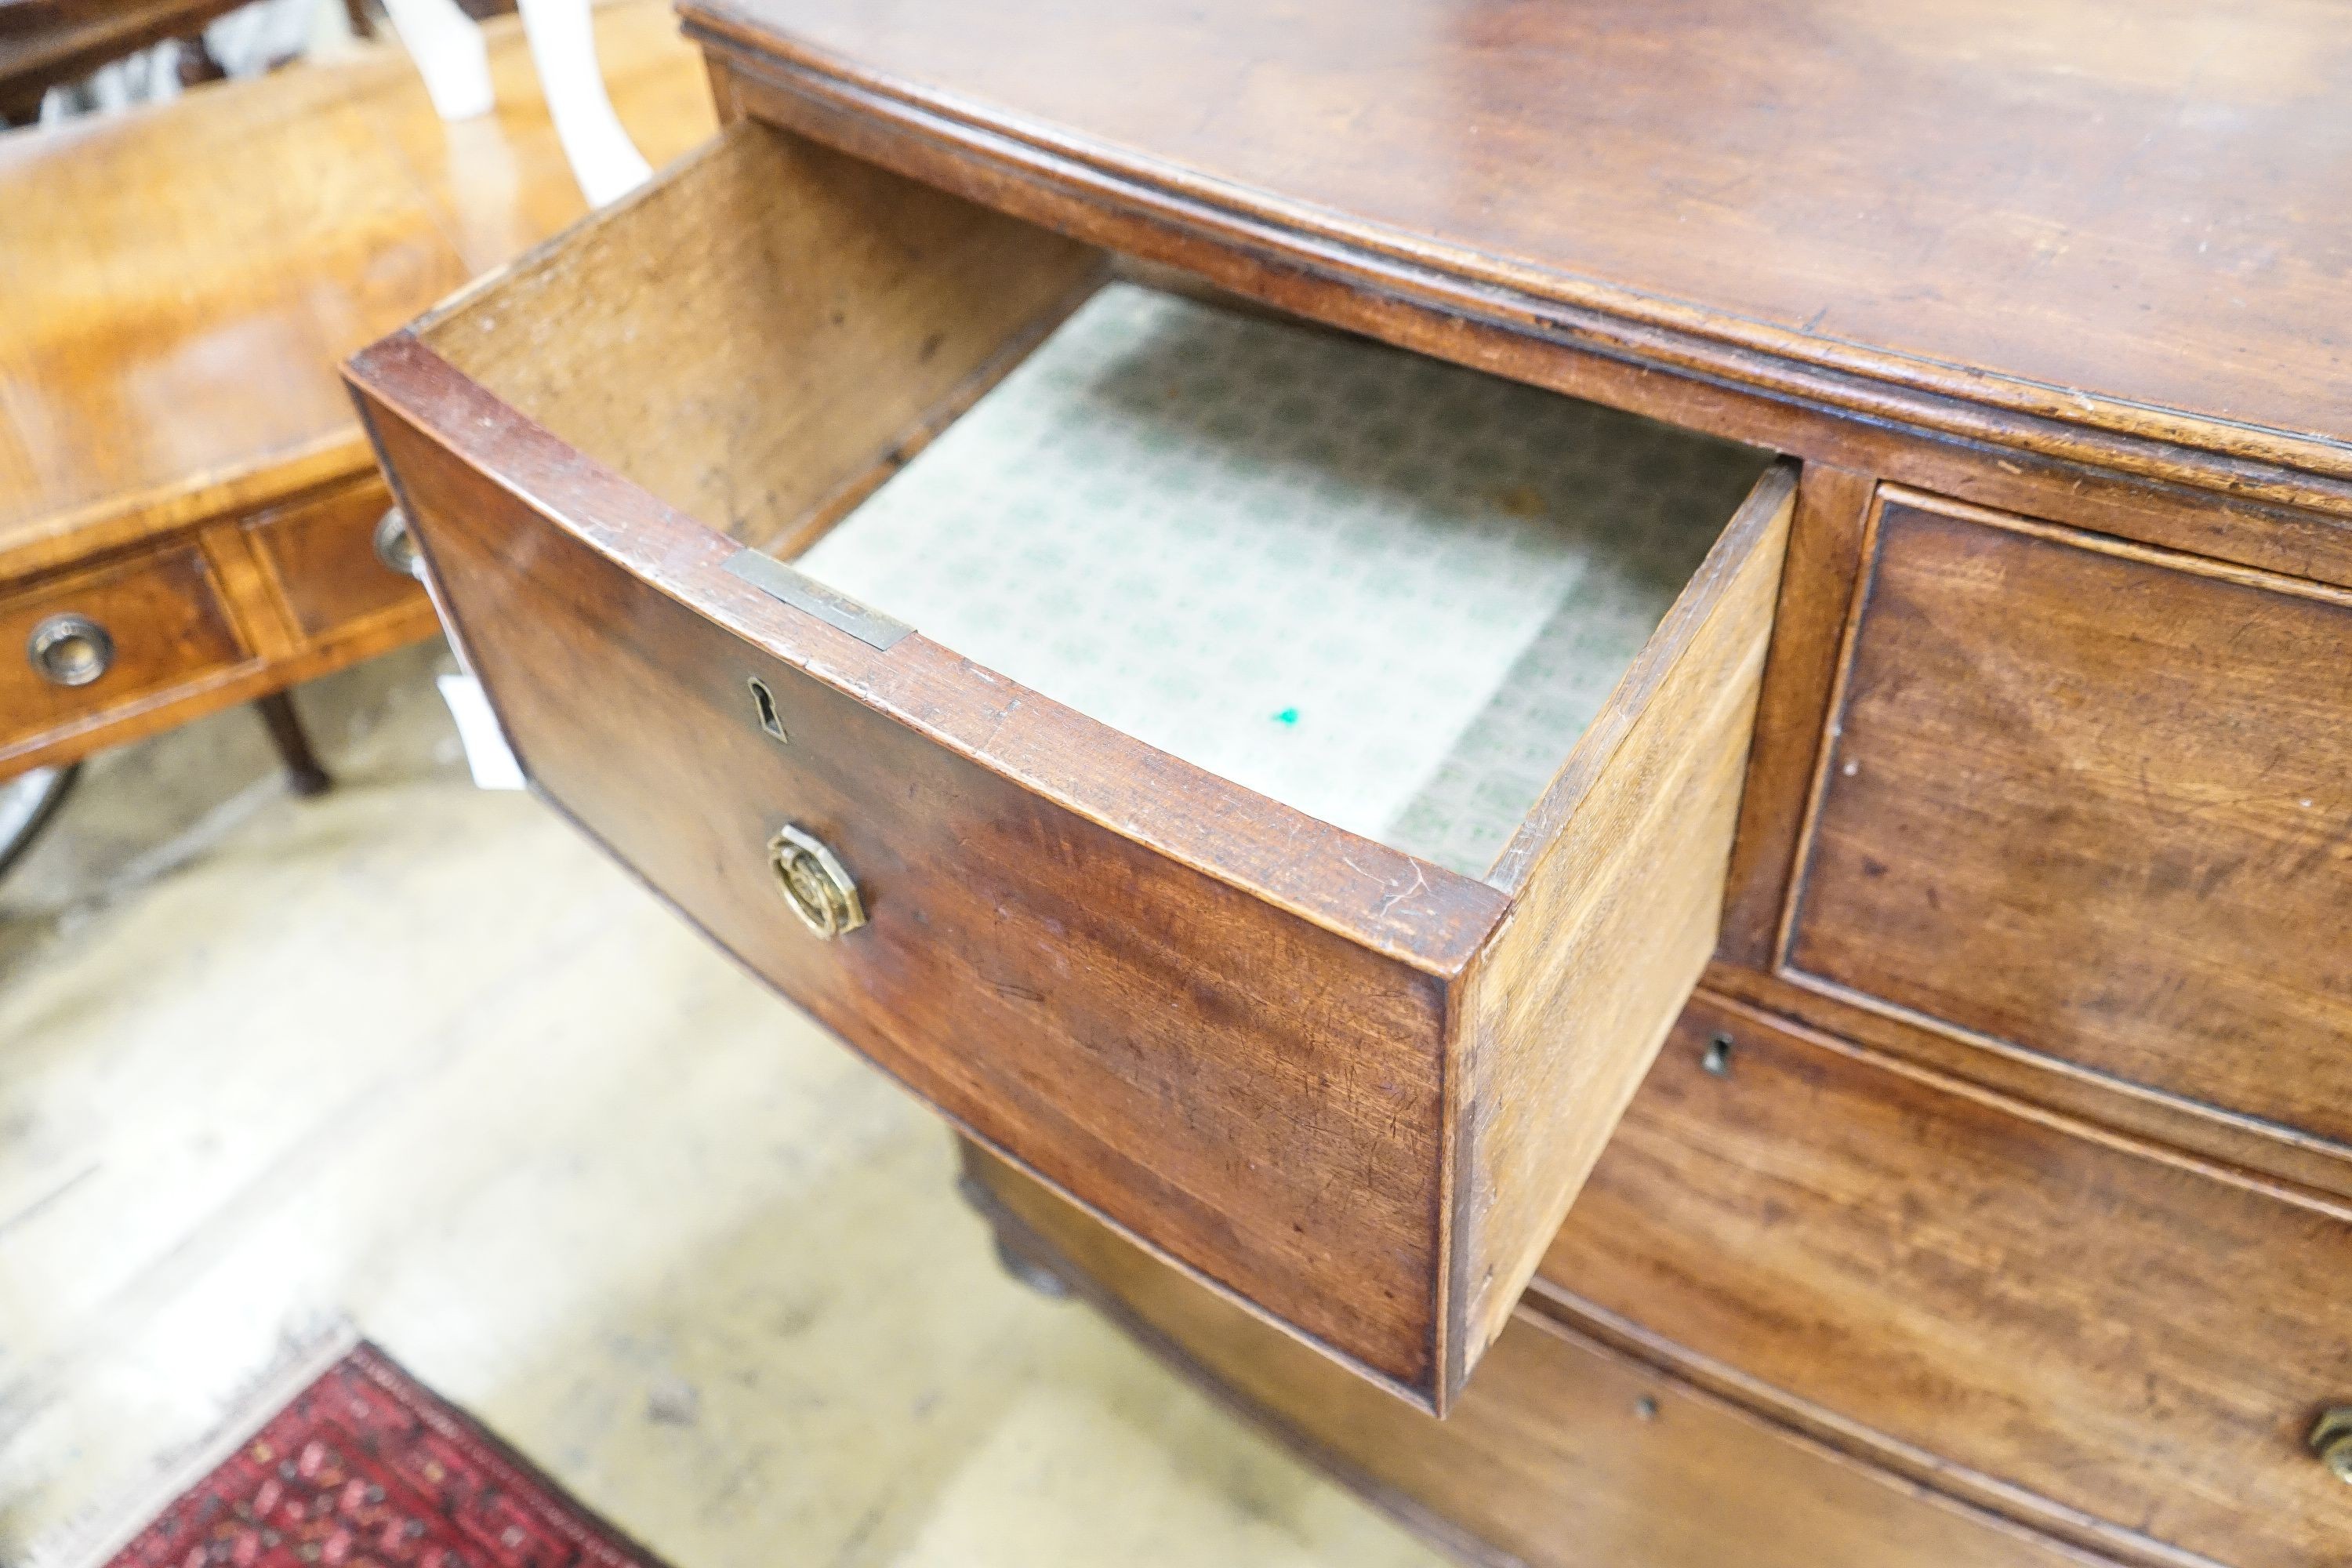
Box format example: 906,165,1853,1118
253,690,332,797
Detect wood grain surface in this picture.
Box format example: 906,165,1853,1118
693,45,2352,601
415,121,1106,558
349,123,1506,1398
0,0,713,778
358,367,1472,1403
0,539,249,764
241,480,416,643
683,0,2352,510
332,9,2352,1550
0,0,713,580
1538,993,2352,1568
1454,463,1792,1378
1783,491,2352,1153
348,118,1803,1410
1717,463,1877,967
964,1138,2110,1568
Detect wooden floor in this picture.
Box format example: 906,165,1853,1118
0,644,1443,1567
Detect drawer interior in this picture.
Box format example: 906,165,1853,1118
419,125,1770,884
374,119,1796,1410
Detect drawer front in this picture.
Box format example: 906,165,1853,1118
964,1141,2092,1568
1782,489,2352,1146
366,389,1466,1400
350,122,1795,1411
0,543,252,763
245,479,427,641
1544,993,2352,1568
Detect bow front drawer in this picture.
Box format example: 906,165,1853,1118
346,121,1794,1412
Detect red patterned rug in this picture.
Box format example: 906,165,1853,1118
93,1343,670,1568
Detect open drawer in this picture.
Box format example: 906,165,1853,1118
347,120,1794,1413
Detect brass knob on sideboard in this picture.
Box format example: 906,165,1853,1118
27,613,114,687
374,506,425,581
2312,1408,2352,1483
768,824,866,939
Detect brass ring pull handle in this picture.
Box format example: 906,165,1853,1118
2313,1408,2352,1483
27,613,114,687
768,824,866,939
374,506,426,581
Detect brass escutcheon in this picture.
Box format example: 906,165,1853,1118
768,824,865,939
747,676,788,742
2312,1407,2352,1484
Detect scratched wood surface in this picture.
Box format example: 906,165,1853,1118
348,118,1796,1410
0,666,1441,1568
1781,491,2352,1152
0,0,713,579
0,0,717,778
329,5,2352,1559
359,365,1473,1403
350,126,1494,1401
1453,465,1792,1380
685,0,2352,514
1537,993,2352,1568
963,1138,2108,1568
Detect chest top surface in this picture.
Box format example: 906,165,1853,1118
684,0,2352,495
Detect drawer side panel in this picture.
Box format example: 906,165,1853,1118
1455,464,1795,1379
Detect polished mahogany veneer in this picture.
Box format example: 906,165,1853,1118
684,0,2352,514
347,0,2352,1560
351,122,1797,1411
1784,492,2352,1150
0,2,713,777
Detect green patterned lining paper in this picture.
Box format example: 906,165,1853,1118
795,285,1769,880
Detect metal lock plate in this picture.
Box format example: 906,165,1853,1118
747,676,788,742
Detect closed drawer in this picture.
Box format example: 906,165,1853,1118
1544,993,2352,1568
244,478,428,641
1782,488,2352,1150
964,1139,2092,1568
347,122,1795,1411
0,541,252,765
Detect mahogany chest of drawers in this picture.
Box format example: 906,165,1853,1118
346,2,2352,1562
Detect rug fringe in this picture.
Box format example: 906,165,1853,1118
23,1316,361,1568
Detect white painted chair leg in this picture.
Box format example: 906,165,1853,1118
379,0,493,120
515,0,651,207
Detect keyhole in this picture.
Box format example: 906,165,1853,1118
1701,1032,1734,1076
748,676,788,742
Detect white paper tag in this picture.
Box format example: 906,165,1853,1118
437,673,526,791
